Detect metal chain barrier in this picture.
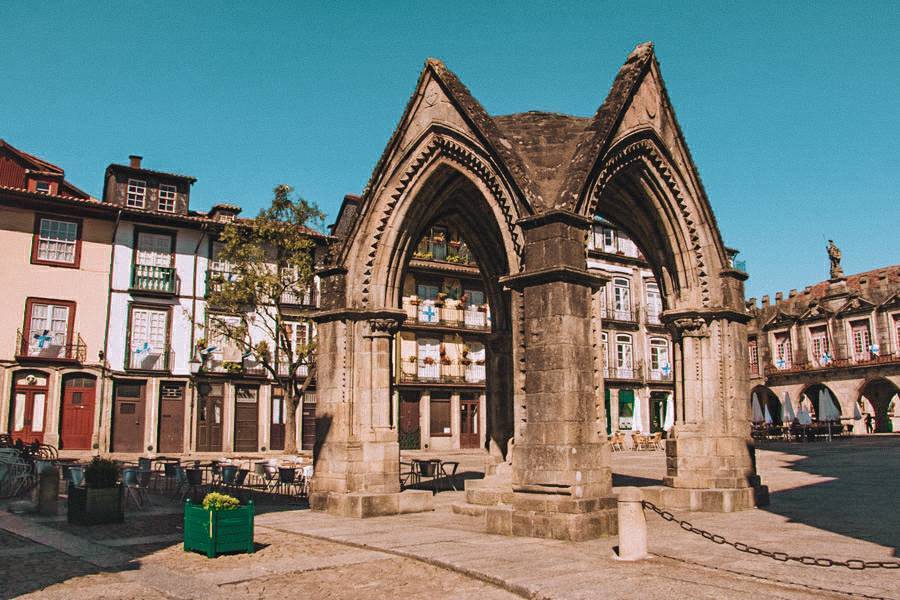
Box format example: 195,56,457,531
642,500,900,571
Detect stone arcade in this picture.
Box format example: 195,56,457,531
309,43,765,539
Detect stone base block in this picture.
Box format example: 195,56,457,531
640,484,769,513
484,503,617,541
309,490,433,518
450,502,487,517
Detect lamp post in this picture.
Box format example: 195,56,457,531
188,355,207,454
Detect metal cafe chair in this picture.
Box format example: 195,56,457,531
276,466,301,497
439,461,460,492
123,468,145,510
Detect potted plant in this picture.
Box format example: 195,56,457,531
222,361,243,374
67,457,124,525
440,356,452,366
460,357,472,366
408,294,420,306
423,356,436,366
184,492,255,558
407,355,418,364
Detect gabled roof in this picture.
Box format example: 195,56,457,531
555,43,656,211
835,295,878,316
798,301,832,322
0,139,91,198
878,289,900,310
0,139,65,175
763,307,799,330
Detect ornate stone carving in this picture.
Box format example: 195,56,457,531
367,317,402,336
360,133,524,306
671,317,709,339
588,137,711,306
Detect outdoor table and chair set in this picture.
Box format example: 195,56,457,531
399,458,460,494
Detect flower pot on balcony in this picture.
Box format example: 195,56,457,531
183,499,255,558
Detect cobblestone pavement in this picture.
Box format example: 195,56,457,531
1,437,898,599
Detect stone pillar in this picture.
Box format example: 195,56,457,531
486,211,617,541
485,332,513,459
646,306,768,512
310,298,432,517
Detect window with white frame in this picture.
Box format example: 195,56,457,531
127,179,147,208
417,337,440,380
748,338,759,376
894,315,900,353
35,181,52,194
26,300,71,357
615,334,633,377
129,306,168,369
850,319,871,361
774,332,792,369
612,278,631,320
36,218,79,264
809,325,830,366
603,227,616,253
646,281,662,323
136,231,173,266
158,183,177,212
207,314,243,363
649,338,669,378
601,331,608,370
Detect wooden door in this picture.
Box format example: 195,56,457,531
234,385,259,452
11,388,47,444
399,391,420,449
112,381,145,452
157,382,185,453
196,382,223,452
270,386,285,451
459,395,479,449
301,394,317,451
60,375,96,450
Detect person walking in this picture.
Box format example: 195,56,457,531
865,413,874,434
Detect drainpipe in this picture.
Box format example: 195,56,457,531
187,224,208,454
96,209,122,456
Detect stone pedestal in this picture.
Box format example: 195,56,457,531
309,489,433,518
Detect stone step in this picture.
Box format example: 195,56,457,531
450,502,487,517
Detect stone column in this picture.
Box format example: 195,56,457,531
486,211,617,541
648,306,768,512
309,294,432,517
485,332,513,460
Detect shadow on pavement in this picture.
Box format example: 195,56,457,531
759,436,899,556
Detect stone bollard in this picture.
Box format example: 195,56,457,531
35,467,60,515
615,487,648,560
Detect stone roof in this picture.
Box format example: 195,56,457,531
491,112,592,206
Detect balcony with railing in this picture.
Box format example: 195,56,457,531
205,268,237,297
603,305,640,324
131,264,176,294
16,329,86,362
398,359,486,385
127,344,172,371
645,309,663,326
604,362,642,381
765,351,899,376
647,366,673,382
403,299,491,331
280,286,316,307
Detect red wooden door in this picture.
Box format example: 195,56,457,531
60,375,96,450
234,386,259,452
270,387,285,451
196,382,223,452
10,388,47,444
301,393,317,451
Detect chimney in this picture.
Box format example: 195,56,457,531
775,291,783,302
762,295,770,307
129,155,143,169
789,289,798,298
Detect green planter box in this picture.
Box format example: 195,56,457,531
67,483,125,525
183,500,255,558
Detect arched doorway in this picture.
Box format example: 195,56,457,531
800,383,842,421
9,370,49,444
60,373,97,450
751,385,782,424
391,169,515,456
858,378,898,433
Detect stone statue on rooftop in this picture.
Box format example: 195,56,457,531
827,239,844,279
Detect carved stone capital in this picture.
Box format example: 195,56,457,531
367,317,403,337
671,317,709,339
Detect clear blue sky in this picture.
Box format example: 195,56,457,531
2,1,897,299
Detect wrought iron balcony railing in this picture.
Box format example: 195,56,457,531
603,305,640,323
404,300,490,330
16,329,86,362
131,264,176,294
765,352,898,376
604,363,642,381
398,361,486,384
